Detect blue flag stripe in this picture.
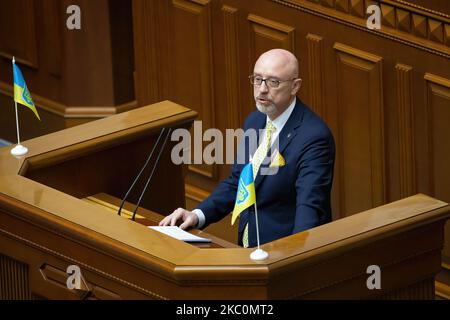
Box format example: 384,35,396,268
13,64,26,88
240,164,253,185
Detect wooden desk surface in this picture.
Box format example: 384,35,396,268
83,192,239,249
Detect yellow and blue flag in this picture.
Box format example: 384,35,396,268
13,63,40,120
231,163,256,225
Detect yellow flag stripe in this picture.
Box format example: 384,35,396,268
14,84,41,120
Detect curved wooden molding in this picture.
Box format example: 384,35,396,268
0,226,165,299
0,81,137,118
271,0,450,58
393,0,450,19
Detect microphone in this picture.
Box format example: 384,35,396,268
117,127,168,217
131,128,172,221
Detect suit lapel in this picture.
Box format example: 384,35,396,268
276,101,304,154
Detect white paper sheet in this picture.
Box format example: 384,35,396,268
149,226,211,243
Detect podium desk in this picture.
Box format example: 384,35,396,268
0,100,449,299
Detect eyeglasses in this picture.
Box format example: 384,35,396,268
249,75,297,88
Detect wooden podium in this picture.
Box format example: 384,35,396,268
0,101,449,300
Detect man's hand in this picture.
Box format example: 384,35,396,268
158,208,199,230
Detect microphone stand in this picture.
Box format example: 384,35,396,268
117,128,167,217
131,128,172,221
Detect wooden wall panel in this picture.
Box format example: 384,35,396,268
306,33,326,117
108,0,135,105
132,0,166,105
398,1,450,15
222,5,242,129
40,0,62,77
0,0,38,67
333,43,385,217
0,0,135,142
423,73,450,299
168,0,216,180
396,64,416,198
424,73,450,202
247,14,295,58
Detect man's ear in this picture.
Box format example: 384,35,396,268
291,78,302,95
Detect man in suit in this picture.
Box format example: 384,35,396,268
160,49,335,247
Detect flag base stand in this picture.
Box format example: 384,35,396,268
250,248,269,261
11,144,28,156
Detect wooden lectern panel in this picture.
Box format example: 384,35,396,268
0,101,449,299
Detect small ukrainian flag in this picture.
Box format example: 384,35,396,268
231,163,256,225
13,62,40,120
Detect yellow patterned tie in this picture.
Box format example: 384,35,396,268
242,121,276,248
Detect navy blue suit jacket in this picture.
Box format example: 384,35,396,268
197,99,335,247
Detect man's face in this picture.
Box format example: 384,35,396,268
253,55,299,119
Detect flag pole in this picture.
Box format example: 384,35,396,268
254,203,262,249
10,57,28,156
250,202,269,261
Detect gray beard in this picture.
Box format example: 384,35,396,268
256,101,277,116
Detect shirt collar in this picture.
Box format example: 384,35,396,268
266,98,296,132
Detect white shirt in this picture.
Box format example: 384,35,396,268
193,98,297,228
